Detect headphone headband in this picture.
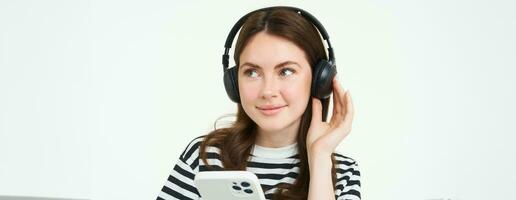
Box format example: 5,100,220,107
222,6,335,72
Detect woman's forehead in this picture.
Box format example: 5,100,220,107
239,32,310,69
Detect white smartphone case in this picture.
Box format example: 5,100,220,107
194,171,267,200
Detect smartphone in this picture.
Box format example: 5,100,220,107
194,171,267,200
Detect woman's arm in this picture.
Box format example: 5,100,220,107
307,150,334,200
306,77,355,200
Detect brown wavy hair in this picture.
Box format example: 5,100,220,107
200,7,338,200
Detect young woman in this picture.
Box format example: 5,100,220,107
157,6,361,200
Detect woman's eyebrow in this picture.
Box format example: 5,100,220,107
239,61,301,70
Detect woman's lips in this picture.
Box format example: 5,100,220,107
257,105,286,116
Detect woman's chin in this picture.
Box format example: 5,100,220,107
255,124,286,133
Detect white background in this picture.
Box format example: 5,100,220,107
1,0,515,200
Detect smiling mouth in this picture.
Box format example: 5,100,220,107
256,105,287,116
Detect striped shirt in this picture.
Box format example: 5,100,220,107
157,135,361,200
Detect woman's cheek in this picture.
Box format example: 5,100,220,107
240,83,259,102
283,79,310,100
280,87,298,102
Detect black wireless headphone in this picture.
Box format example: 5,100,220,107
222,6,337,104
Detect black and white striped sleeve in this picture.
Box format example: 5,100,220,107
334,154,361,200
157,137,204,200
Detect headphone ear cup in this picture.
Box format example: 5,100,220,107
311,60,337,99
223,66,241,103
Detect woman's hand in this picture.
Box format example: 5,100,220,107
306,77,355,156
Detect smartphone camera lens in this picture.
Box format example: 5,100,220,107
241,181,250,187
232,186,241,191
244,189,253,194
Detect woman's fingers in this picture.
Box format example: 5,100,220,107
343,89,354,127
337,89,354,133
331,78,345,126
311,97,322,123
329,90,355,143
332,77,355,131
332,78,341,117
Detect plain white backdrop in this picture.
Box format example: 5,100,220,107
1,0,515,200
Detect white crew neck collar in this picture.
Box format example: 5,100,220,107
251,142,298,159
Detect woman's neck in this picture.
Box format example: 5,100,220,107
254,121,300,148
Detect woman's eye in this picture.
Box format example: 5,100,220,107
244,69,259,78
280,68,295,77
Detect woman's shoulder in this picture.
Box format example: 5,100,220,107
332,152,361,198
184,135,207,149
332,151,361,175
179,134,224,171
178,135,207,161
179,134,222,162
332,152,359,166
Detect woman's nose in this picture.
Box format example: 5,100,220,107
260,76,279,99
